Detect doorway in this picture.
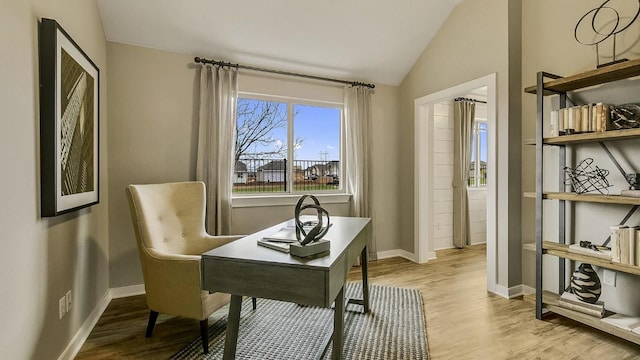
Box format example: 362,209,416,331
414,74,498,294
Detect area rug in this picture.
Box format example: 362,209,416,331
171,283,429,360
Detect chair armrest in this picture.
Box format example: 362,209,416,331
183,235,245,255
143,248,204,317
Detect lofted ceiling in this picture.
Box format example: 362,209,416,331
96,0,462,86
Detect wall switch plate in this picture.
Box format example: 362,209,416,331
603,269,616,286
66,290,72,312
58,297,66,319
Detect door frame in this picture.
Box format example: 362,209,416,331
413,73,498,294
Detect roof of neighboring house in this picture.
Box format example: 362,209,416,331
257,159,286,171
235,160,247,172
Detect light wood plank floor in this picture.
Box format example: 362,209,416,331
76,245,640,359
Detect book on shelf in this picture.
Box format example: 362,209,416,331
550,103,613,136
601,313,640,332
550,110,559,137
581,104,589,132
568,243,611,260
558,291,605,318
609,225,640,265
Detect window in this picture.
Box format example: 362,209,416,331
468,121,487,187
233,96,342,195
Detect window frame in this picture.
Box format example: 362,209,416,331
232,92,347,204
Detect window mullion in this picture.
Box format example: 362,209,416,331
475,123,480,187
287,101,294,193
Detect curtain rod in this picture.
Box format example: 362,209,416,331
454,97,487,104
194,57,375,89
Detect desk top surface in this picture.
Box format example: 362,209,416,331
202,216,371,270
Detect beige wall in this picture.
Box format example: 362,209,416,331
398,0,522,287
107,43,198,287
0,1,109,358
521,0,640,312
107,42,400,288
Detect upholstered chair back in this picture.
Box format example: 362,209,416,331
128,181,208,255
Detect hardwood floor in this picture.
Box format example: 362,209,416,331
76,245,640,359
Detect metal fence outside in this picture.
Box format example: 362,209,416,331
233,158,340,193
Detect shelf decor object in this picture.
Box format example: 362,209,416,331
39,18,100,216
570,263,602,304
611,103,640,129
564,158,611,194
574,0,640,68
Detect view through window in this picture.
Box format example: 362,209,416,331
468,121,487,187
233,97,342,194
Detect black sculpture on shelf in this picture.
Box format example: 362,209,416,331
574,0,640,68
564,158,611,194
610,103,640,129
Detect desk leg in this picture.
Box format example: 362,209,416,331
223,294,242,360
361,246,370,313
332,286,345,360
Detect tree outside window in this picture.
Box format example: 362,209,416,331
233,97,342,194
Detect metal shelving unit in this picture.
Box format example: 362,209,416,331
527,58,640,343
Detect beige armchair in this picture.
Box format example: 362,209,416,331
125,181,246,354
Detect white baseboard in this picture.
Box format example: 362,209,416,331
57,290,112,360
522,285,536,295
495,284,535,299
110,284,145,299
377,249,418,262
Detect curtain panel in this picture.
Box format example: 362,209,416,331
196,65,238,235
452,100,475,248
345,86,377,260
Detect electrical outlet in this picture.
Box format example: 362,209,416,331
603,269,616,287
58,296,66,319
66,290,72,312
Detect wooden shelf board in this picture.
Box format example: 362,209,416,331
523,192,640,204
543,128,640,145
542,291,640,345
542,192,640,205
525,58,640,94
542,241,640,275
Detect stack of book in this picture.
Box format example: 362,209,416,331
610,225,640,266
558,291,605,318
549,103,612,136
256,227,299,253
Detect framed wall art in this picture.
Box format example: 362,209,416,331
39,18,99,217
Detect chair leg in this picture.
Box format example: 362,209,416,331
252,297,257,310
200,319,209,354
146,311,159,338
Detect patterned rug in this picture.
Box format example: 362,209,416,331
172,283,429,360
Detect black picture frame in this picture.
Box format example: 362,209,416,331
39,18,99,217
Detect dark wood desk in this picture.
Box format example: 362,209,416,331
201,216,371,359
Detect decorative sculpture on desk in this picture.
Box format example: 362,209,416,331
564,158,611,194
574,1,640,68
290,195,331,257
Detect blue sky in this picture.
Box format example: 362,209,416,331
237,99,340,162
